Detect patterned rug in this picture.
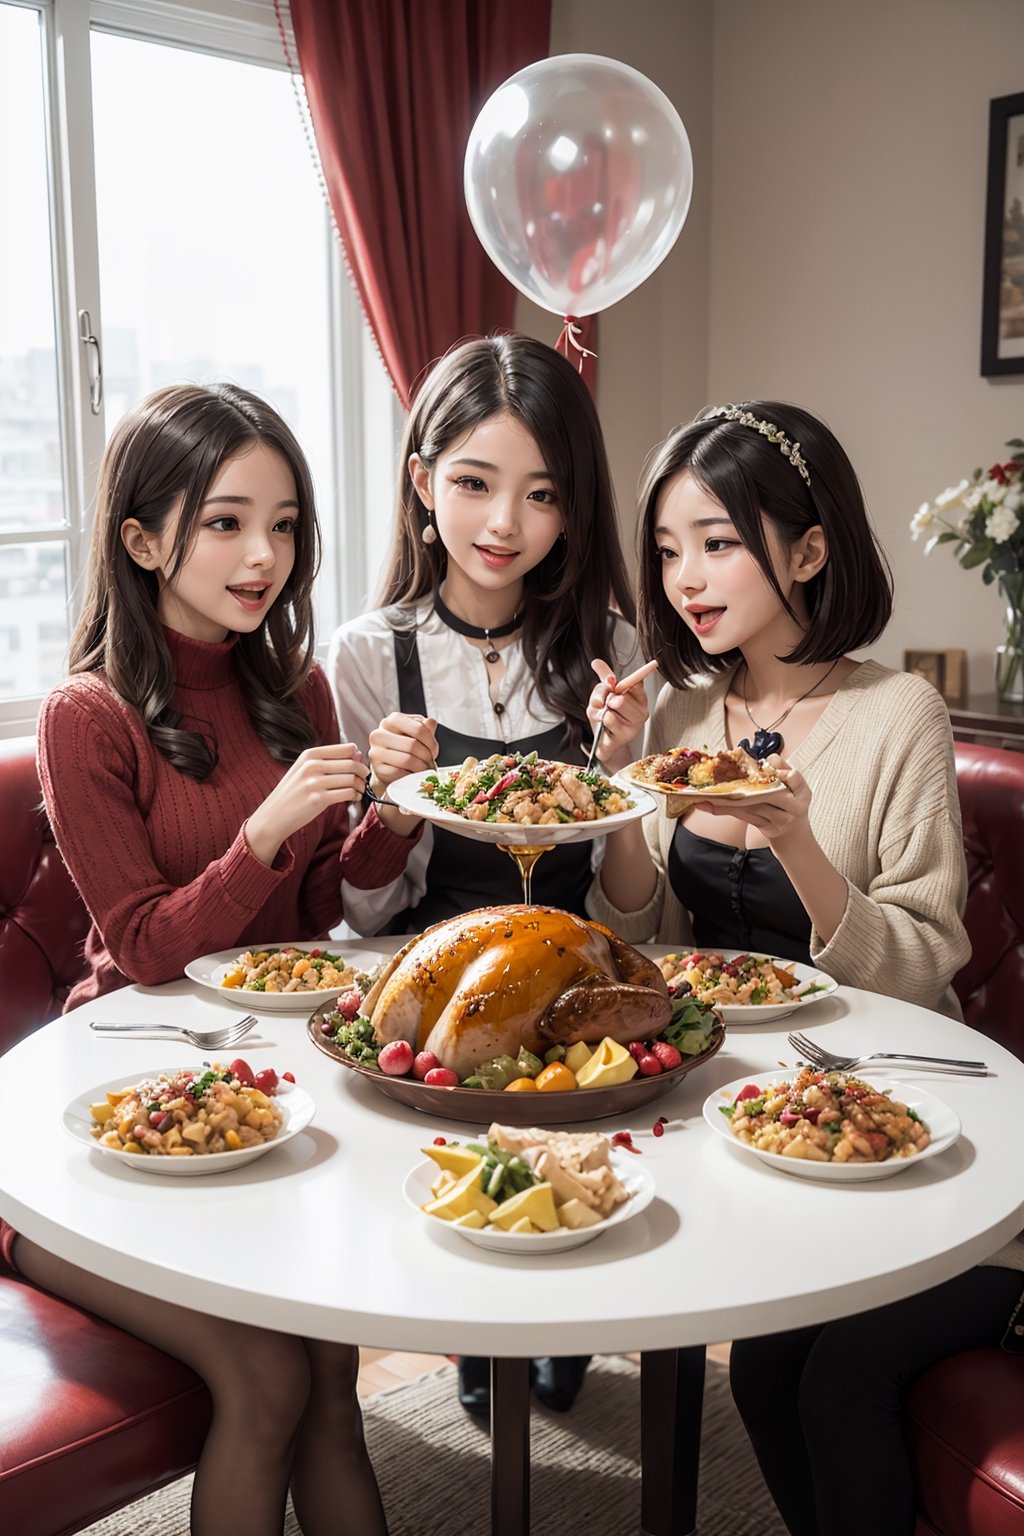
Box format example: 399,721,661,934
80,1355,785,1535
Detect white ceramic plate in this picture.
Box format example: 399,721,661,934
403,1150,655,1253
184,942,384,1013
617,765,787,804
63,1072,314,1177
385,767,658,848
640,947,838,1024
703,1071,961,1182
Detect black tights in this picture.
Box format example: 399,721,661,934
14,1236,389,1536
730,1265,1023,1536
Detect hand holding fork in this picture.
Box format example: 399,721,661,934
585,659,659,774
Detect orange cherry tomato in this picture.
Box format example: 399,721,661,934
535,1062,576,1092
503,1076,538,1092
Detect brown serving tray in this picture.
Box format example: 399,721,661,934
306,1008,725,1126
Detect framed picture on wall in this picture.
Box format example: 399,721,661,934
981,90,1024,377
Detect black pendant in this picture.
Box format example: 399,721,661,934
738,727,783,760
484,649,501,664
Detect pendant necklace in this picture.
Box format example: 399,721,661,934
737,657,842,759
434,593,523,664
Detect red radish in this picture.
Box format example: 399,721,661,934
651,1041,682,1070
637,1053,663,1076
253,1067,278,1095
335,990,362,1021
413,1051,441,1080
735,1083,762,1102
378,1041,414,1076
228,1058,255,1086
424,1067,459,1088
627,1041,649,1061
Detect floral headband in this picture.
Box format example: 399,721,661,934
703,404,811,487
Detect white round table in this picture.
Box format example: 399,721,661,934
2,950,1021,1536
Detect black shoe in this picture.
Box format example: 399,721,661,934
457,1355,491,1418
530,1355,591,1412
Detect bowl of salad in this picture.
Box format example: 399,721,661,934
385,753,657,846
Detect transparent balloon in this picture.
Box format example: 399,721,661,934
465,54,693,318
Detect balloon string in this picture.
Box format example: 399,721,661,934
555,316,597,373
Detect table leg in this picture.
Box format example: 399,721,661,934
490,1356,531,1536
640,1346,706,1536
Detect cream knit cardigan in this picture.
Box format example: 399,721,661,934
588,660,971,1020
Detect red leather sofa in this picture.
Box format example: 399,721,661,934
1,734,1022,1533
0,737,211,1535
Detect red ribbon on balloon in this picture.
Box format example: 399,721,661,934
555,316,597,373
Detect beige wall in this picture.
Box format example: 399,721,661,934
523,0,1024,691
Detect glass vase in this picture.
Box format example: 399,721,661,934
995,592,1024,703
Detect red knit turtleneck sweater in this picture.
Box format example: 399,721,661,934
37,628,416,1009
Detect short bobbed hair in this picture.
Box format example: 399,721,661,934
637,401,893,688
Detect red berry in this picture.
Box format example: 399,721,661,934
309,948,321,957
657,1116,669,1125
320,1018,336,1034
228,1058,255,1086
253,1067,278,1095
378,1040,414,1076
413,1050,441,1080
424,1067,459,1088
637,1053,663,1076
652,1121,665,1137
433,1136,447,1146
335,990,362,1021
651,1041,682,1071
282,1071,296,1083
148,1111,171,1131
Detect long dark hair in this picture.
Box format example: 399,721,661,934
377,334,635,748
70,382,322,779
637,400,893,688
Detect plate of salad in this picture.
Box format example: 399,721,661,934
641,947,838,1024
385,754,657,846
185,942,384,1014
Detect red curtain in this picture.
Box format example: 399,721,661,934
286,0,552,407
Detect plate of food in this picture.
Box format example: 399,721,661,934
642,948,838,1024
63,1064,315,1176
385,752,657,846
185,942,384,1014
703,1067,961,1182
403,1123,656,1253
618,746,786,815
307,905,725,1125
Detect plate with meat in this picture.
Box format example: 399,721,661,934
385,754,657,846
642,948,838,1024
307,905,726,1125
704,1068,960,1182
619,746,786,815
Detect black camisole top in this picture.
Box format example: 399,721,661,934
668,819,813,966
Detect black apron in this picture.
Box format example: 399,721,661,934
668,819,813,965
393,629,592,930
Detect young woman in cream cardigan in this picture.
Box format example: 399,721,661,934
587,399,970,1018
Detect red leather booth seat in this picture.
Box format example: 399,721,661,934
0,737,210,1533
0,736,90,1049
0,1274,210,1536
909,1349,1024,1536
952,741,1024,1058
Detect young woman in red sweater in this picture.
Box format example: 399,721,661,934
2,383,403,1536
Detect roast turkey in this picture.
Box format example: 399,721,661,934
362,905,672,1080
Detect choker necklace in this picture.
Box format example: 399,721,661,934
434,594,523,663
738,657,842,759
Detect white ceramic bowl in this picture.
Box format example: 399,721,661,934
640,947,838,1025
185,942,382,1014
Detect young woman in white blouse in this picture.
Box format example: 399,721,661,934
329,333,646,937
328,334,649,1416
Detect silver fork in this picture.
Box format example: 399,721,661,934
89,1015,258,1050
787,1031,988,1076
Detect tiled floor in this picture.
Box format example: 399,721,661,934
356,1343,732,1398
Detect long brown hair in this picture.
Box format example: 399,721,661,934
71,383,322,779
637,401,893,688
377,334,635,749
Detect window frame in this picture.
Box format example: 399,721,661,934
0,0,397,737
